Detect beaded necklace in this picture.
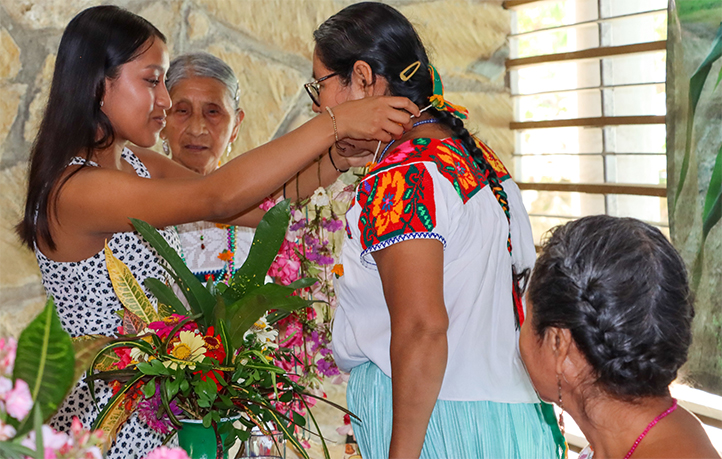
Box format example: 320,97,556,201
623,398,678,459
372,118,439,167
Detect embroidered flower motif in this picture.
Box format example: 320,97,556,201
370,170,406,234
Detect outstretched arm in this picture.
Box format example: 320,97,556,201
372,239,448,459
55,96,417,233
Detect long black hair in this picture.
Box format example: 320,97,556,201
314,2,524,323
528,216,694,399
17,5,165,250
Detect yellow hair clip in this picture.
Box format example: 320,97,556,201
399,61,421,82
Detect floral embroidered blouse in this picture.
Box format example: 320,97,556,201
332,137,539,402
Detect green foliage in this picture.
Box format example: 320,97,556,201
86,200,329,459
675,23,722,210
703,143,722,240
12,298,75,435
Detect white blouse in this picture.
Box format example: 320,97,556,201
333,137,539,403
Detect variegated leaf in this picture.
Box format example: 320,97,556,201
97,399,135,453
104,242,159,324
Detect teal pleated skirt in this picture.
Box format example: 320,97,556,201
347,362,557,459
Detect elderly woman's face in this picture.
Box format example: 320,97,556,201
163,76,242,175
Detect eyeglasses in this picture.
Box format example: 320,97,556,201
304,72,339,107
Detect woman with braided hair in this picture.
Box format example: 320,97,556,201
520,215,719,459
310,3,559,458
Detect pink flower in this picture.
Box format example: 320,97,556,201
143,446,192,459
6,378,33,420
0,338,17,376
0,419,16,440
21,425,71,458
148,314,197,340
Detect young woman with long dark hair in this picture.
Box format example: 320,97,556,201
311,3,559,458
17,5,417,457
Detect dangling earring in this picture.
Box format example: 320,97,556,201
557,374,565,436
226,143,233,157
162,139,170,155
100,100,104,107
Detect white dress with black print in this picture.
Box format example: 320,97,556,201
36,148,181,459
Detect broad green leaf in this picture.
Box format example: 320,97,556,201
227,200,291,301
675,23,722,209
144,278,188,317
13,297,75,432
105,242,159,324
130,218,215,329
226,283,313,349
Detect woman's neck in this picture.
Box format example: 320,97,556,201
568,393,676,459
91,140,128,170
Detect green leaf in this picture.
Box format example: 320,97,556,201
286,277,318,290
226,283,313,349
226,200,291,300
130,218,215,329
13,297,75,432
144,278,189,317
417,203,434,230
703,143,722,223
104,242,159,325
675,23,722,209
292,410,306,427
703,190,722,241
142,378,156,399
33,404,43,459
137,359,170,376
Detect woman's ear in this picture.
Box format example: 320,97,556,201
229,109,244,144
545,327,573,375
350,60,385,97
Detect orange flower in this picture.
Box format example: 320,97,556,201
370,170,406,234
217,249,234,262
331,264,344,278
437,145,477,190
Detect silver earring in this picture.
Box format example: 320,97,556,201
162,140,170,155
226,143,232,157
100,100,104,107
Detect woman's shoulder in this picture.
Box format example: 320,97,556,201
641,408,720,458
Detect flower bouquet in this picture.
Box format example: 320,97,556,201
83,200,346,458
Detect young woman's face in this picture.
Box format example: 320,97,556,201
101,38,171,148
162,76,242,175
310,50,356,114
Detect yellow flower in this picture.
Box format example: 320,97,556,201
164,331,206,370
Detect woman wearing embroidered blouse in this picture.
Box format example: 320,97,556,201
157,52,255,283
519,215,719,459
16,6,417,457
312,3,558,458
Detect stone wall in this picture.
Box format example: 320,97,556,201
0,0,511,454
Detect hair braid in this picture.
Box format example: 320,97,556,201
433,109,527,327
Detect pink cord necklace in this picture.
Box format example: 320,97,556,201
623,398,678,459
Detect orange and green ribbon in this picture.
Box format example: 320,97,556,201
428,63,469,120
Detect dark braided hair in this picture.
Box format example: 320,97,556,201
314,2,525,324
528,216,694,400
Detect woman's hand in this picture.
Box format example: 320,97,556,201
333,96,419,142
